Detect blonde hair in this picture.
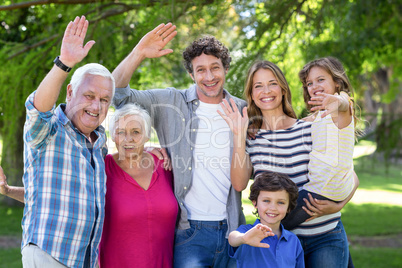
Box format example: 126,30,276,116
244,60,297,130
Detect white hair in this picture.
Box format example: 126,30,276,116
109,103,152,141
67,63,115,101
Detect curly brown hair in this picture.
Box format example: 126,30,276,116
249,171,299,217
182,36,231,74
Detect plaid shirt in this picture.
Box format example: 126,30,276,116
22,92,107,268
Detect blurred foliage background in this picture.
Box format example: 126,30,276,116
0,0,401,204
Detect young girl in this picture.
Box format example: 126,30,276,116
228,171,304,268
282,57,359,230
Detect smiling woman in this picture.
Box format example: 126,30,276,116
99,103,178,268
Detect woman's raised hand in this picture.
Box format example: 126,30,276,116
218,98,249,137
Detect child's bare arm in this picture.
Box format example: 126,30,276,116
308,91,352,129
229,224,274,248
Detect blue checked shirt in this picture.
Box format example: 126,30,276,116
22,92,107,268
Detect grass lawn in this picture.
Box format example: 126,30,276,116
0,248,22,268
0,205,23,236
0,204,22,268
350,247,402,268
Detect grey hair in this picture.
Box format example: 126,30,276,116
67,63,115,101
109,103,152,141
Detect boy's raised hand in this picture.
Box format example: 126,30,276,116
60,16,95,68
243,223,274,248
134,23,177,60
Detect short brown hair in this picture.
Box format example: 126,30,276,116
182,36,231,74
249,171,298,216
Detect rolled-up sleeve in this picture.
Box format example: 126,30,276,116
24,91,55,149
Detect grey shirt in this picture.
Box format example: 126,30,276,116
113,84,246,236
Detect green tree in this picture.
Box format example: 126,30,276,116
0,0,236,204
1,0,400,206
228,0,401,161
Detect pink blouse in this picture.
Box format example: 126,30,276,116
99,153,178,267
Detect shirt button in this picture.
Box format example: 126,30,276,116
184,186,187,190
192,129,196,132
180,202,183,206
190,147,193,150
188,167,192,170
182,118,185,121
195,102,198,105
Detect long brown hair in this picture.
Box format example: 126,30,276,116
299,57,360,134
244,60,297,130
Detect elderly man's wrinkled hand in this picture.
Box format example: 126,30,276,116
60,16,95,68
146,147,172,171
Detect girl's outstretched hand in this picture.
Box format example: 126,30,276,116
308,92,349,118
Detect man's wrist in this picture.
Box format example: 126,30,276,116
131,46,147,62
53,56,72,73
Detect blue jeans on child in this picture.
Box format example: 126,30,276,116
298,220,349,268
173,219,236,268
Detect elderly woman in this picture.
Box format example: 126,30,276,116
0,103,178,268
99,103,178,267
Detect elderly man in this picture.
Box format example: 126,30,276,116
21,16,113,268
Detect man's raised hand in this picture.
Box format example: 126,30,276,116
134,23,177,60
60,16,95,68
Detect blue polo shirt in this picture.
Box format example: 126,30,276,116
229,219,304,268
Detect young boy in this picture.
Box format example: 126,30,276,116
228,171,305,268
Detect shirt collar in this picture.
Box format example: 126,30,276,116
279,224,291,242
185,84,234,103
55,103,106,136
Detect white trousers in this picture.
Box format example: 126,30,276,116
22,244,67,268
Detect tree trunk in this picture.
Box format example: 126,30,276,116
373,68,402,162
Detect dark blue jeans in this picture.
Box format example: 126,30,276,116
173,220,236,268
298,220,349,268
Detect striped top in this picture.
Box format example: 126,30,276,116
304,111,355,201
246,120,341,237
22,92,107,268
